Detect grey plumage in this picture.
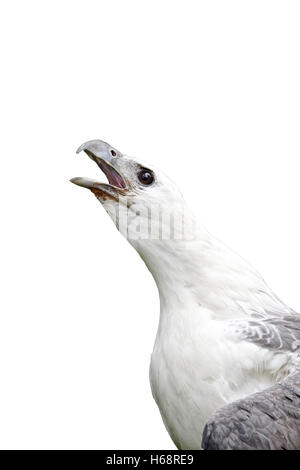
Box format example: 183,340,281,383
202,311,300,449
202,373,300,450
231,314,300,352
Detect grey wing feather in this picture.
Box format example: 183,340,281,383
202,373,300,450
231,314,300,352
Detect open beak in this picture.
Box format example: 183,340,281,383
70,139,128,199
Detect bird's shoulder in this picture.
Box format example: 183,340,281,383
227,310,300,354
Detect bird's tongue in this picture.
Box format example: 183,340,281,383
98,159,126,189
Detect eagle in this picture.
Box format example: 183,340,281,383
71,139,300,450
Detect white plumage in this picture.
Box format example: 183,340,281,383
71,139,300,450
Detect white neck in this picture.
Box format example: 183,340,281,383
131,216,289,322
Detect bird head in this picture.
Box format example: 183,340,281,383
71,140,193,249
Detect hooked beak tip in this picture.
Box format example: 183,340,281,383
76,144,84,154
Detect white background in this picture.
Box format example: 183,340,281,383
0,0,299,450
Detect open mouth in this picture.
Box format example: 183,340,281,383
70,148,127,195
85,149,126,189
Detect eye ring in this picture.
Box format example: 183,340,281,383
137,169,154,186
110,149,116,157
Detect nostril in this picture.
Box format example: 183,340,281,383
110,149,116,157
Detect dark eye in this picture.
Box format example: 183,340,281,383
110,149,116,156
138,169,154,185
